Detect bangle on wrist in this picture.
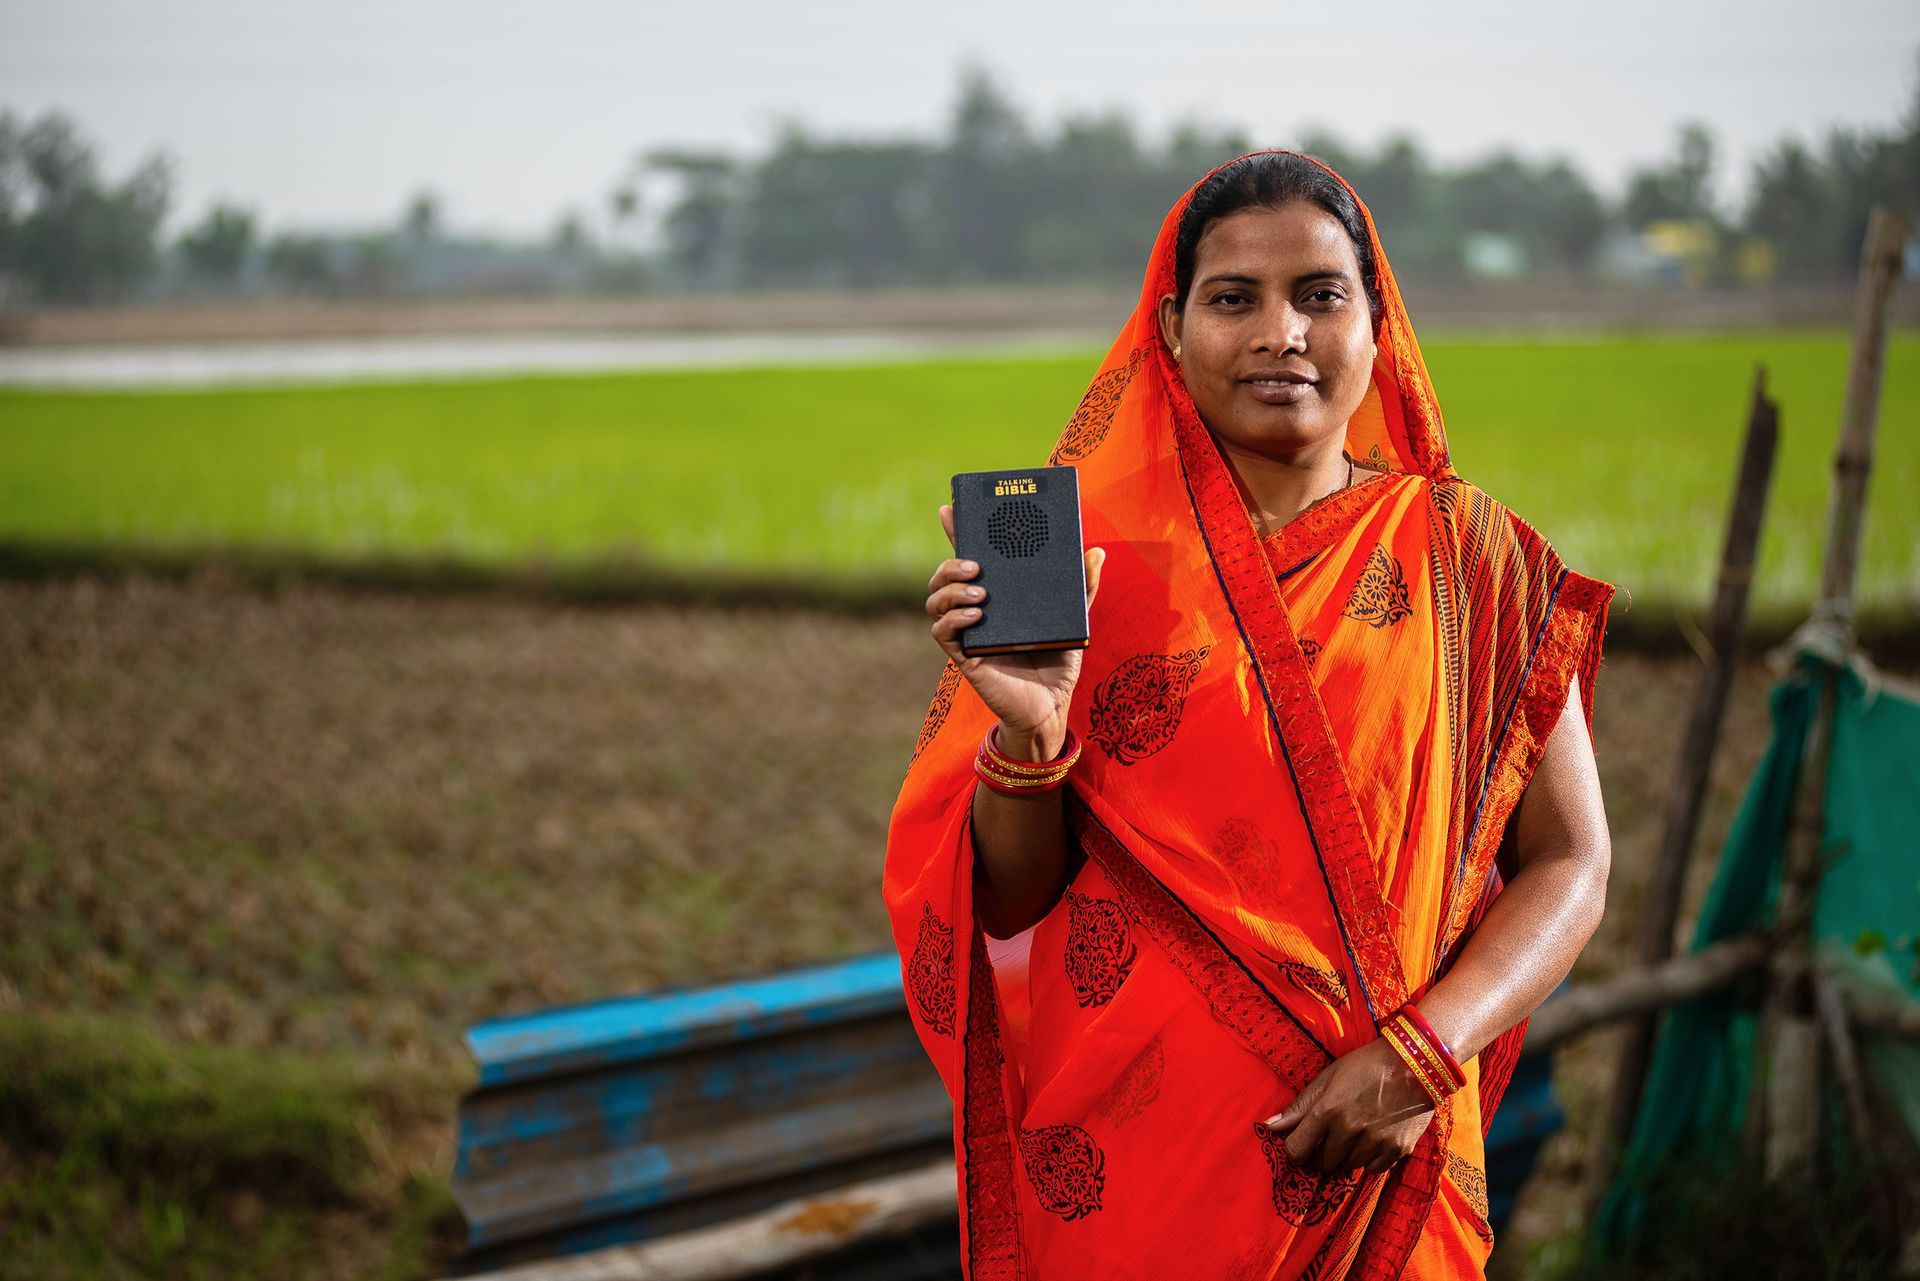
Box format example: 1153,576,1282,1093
1379,1007,1465,1108
975,724,1081,796
1396,1003,1465,1086
1382,1022,1449,1107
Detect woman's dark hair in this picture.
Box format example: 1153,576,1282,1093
1172,153,1381,331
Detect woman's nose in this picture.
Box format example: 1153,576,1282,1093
1251,303,1308,354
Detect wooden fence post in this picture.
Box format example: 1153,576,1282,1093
1753,206,1908,1181
1595,368,1777,1181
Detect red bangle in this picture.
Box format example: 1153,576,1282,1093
1395,1004,1465,1089
974,725,1081,796
1381,1018,1453,1108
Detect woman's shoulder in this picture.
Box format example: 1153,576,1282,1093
1419,476,1582,584
1421,475,1504,519
1419,475,1542,533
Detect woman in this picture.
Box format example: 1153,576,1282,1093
884,151,1613,1280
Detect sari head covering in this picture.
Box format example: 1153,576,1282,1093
883,151,1613,1280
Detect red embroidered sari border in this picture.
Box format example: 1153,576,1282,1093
961,919,1025,1279
1165,379,1411,1026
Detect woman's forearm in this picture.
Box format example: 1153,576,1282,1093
1416,841,1607,1062
969,719,1075,939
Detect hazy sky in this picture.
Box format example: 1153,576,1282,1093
3,0,1916,239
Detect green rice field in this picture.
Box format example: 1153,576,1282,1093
1,332,1915,622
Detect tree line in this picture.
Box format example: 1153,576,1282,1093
1,64,1915,305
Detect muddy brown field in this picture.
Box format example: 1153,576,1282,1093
1,571,1883,1274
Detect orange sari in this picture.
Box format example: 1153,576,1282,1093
883,153,1612,1280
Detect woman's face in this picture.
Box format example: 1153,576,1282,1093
1158,200,1377,461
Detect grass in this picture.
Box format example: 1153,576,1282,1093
0,1009,462,1281
1,332,1915,625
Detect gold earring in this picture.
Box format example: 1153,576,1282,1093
1171,344,1182,358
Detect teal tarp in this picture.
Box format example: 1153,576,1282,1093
1594,653,1920,1253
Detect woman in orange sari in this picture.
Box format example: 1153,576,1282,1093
884,152,1613,1280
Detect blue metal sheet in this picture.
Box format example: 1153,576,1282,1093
459,1077,954,1245
464,951,906,1088
455,1032,936,1177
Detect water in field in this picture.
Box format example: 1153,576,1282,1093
0,329,1100,390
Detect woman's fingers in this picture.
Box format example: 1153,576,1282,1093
926,555,979,595
1084,547,1106,608
1282,1110,1329,1168
925,580,986,619
938,504,957,552
1315,1124,1360,1174
1264,1075,1319,1135
930,605,982,647
924,543,982,660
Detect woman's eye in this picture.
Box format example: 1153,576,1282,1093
1307,288,1343,305
1212,292,1249,306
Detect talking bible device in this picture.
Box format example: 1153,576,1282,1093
950,465,1089,657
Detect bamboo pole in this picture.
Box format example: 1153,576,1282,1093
1525,934,1768,1054
1814,206,1912,634
1841,978,1920,1043
1754,205,1909,1177
1813,973,1903,1244
1597,370,1778,1173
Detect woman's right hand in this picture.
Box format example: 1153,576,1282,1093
925,503,1106,755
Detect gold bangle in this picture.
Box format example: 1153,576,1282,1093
1383,1018,1451,1107
1397,1003,1466,1089
974,727,1081,800
1394,1014,1463,1095
979,756,1074,782
975,756,1070,789
1400,1016,1458,1101
973,731,1078,796
1388,1031,1447,1107
982,726,1083,775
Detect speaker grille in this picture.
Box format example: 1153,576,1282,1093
987,499,1049,559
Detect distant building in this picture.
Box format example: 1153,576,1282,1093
1460,233,1529,281
1597,218,1776,288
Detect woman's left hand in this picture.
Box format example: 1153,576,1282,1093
1260,1038,1435,1175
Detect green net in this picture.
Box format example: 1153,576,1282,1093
1592,651,1920,1254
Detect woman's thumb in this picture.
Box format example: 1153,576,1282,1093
1263,1081,1317,1132
1084,547,1106,607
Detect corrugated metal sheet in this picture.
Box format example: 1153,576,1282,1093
452,950,954,1274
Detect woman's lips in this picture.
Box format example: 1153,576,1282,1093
1243,379,1315,405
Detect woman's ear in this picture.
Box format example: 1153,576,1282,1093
1156,293,1183,359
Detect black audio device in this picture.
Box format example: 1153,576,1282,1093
949,465,1089,657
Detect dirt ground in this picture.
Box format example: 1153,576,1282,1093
0,570,1880,1273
